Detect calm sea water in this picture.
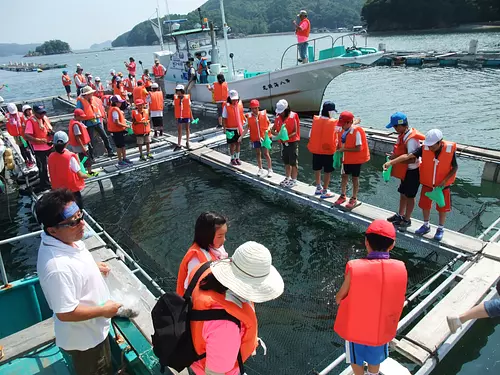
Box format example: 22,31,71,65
1,31,500,374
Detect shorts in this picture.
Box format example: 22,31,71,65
281,141,298,167
419,185,452,213
111,131,126,148
298,42,309,60
136,135,150,145
217,102,224,117
342,163,362,178
152,117,163,129
252,141,262,149
65,85,71,94
177,118,191,124
312,153,334,173
64,338,112,375
485,298,500,318
226,129,240,145
345,341,389,367
78,152,92,168
398,168,420,198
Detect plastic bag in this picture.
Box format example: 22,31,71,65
382,156,392,182
80,156,88,173
333,151,343,169
20,137,28,148
226,130,235,140
127,127,134,135
191,118,200,125
425,186,446,208
278,125,289,142
261,132,272,150
105,275,141,319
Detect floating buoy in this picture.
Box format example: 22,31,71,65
37,68,43,73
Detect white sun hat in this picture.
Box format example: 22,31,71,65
22,104,32,112
210,241,284,303
6,103,17,114
151,83,159,89
110,69,116,74
175,84,185,91
275,99,289,115
229,90,239,100
95,77,101,81
423,129,443,147
81,86,95,95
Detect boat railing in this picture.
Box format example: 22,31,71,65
280,35,334,69
332,31,368,48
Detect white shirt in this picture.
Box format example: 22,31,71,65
183,246,228,291
112,111,120,121
404,128,421,170
0,138,5,173
37,233,110,351
69,156,80,173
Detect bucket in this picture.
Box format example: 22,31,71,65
210,63,221,74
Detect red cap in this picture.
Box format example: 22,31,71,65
249,99,260,108
366,219,396,240
74,109,85,117
135,99,145,105
137,80,144,85
338,111,354,125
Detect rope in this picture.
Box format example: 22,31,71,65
0,175,12,222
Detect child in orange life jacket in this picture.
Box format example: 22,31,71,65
68,108,97,176
384,129,458,241
240,99,273,177
308,101,339,199
94,77,105,99
173,84,193,151
207,73,229,128
176,211,229,295
223,90,245,166
132,100,153,161
335,219,407,375
147,83,164,137
61,70,72,101
107,95,132,167
385,113,425,230
334,111,369,209
5,103,36,168
48,131,89,209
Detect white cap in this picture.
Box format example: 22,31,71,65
110,69,116,74
22,104,32,112
6,103,17,114
151,83,159,89
95,76,101,81
53,131,69,144
175,84,185,91
76,63,81,67
229,90,239,100
423,129,443,147
275,99,289,115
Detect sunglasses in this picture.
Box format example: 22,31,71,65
56,212,85,228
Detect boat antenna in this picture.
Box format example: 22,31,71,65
219,0,233,80
198,8,204,28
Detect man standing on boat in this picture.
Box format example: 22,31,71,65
152,59,166,95
195,52,209,84
293,10,311,64
36,189,121,375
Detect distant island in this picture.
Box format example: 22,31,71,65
362,0,500,31
0,43,41,57
112,0,364,47
90,40,112,50
25,40,71,57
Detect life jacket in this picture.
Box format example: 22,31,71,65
391,128,425,180
175,243,217,296
225,101,245,134
275,112,300,143
334,258,407,346
123,78,136,93
107,107,125,133
131,109,151,135
88,82,96,90
48,149,85,193
133,86,148,103
77,96,102,121
113,83,124,96
142,75,152,87
73,73,85,88
6,113,24,137
174,95,192,119
197,57,208,75
153,64,166,77
213,82,228,103
62,74,72,87
149,91,164,112
94,83,105,98
102,95,112,108
340,125,370,165
296,18,311,39
190,266,258,372
68,119,91,147
92,96,106,119
307,116,338,155
420,141,457,188
247,110,270,142
26,116,52,141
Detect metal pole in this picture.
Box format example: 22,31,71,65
156,6,165,51
318,354,346,375
219,0,233,80
0,230,43,246
0,250,9,287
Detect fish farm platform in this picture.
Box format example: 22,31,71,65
377,50,500,68
0,63,67,72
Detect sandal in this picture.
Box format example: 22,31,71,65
334,195,346,205
345,197,358,210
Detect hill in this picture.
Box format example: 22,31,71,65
362,0,500,31
0,43,41,57
90,40,113,50
112,0,365,47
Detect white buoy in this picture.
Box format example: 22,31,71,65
379,43,387,52
469,39,478,54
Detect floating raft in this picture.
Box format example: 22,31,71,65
377,50,500,68
0,62,67,72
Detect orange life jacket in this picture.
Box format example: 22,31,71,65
27,116,52,141
213,82,229,103
391,128,425,180
94,83,105,98
68,119,91,147
174,94,192,119
92,96,106,119
334,258,407,346
190,266,258,372
73,73,85,88
113,83,124,97
107,107,125,133
131,109,151,135
152,64,166,77
225,101,245,134
175,243,217,296
307,116,338,155
247,110,270,142
48,149,85,193
420,141,457,188
149,91,164,112
142,75,152,87
296,18,311,39
133,86,148,103
197,57,208,75
77,97,102,121
340,125,370,165
62,74,72,87
6,113,24,137
274,112,300,143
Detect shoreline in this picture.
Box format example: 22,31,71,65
368,22,500,36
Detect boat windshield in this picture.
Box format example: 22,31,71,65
175,33,212,53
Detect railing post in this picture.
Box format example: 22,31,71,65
0,251,9,288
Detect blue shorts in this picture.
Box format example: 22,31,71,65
252,141,262,149
345,341,389,366
177,118,191,124
485,298,500,318
298,42,309,60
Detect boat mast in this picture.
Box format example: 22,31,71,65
219,0,232,80
156,5,165,51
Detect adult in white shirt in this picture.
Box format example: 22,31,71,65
36,189,121,375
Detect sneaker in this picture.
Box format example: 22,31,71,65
107,152,116,157
280,178,290,187
230,159,237,166
216,125,223,129
415,224,431,236
147,153,154,159
154,132,158,138
387,213,403,224
235,159,242,165
434,227,445,241
446,315,462,334
26,161,36,169
398,218,412,232
345,197,358,210
287,180,297,188
320,189,334,199
186,142,191,150
140,155,147,161
173,145,182,152
257,168,265,177
315,185,323,195
123,158,133,164
88,171,99,177
117,161,128,167
267,169,273,178
334,195,347,205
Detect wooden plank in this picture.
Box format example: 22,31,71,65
482,242,500,261
83,235,106,251
396,256,500,365
0,318,54,364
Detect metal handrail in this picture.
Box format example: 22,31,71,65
280,35,334,69
332,31,368,48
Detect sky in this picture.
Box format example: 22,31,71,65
0,0,208,50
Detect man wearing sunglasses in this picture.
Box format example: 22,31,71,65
36,189,121,375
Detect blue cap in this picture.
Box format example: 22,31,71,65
62,70,68,74
322,101,337,112
386,112,408,128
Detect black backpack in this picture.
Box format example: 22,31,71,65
151,262,245,373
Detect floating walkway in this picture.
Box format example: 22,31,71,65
377,50,500,68
0,63,67,72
